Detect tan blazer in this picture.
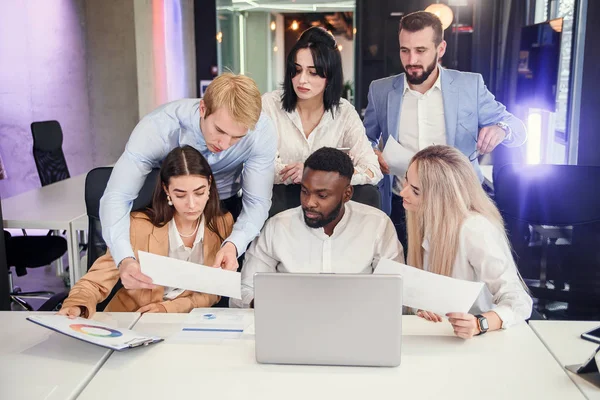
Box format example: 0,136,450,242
62,212,234,318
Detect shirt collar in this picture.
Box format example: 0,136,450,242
168,216,205,251
304,202,352,239
403,67,442,95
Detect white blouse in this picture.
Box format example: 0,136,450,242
262,90,382,186
164,217,205,300
422,214,532,328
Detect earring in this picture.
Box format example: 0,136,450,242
167,195,173,206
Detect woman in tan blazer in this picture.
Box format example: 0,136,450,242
59,146,233,318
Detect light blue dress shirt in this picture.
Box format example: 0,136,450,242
99,99,277,264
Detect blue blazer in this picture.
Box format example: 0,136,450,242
363,68,527,215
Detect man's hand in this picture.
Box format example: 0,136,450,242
137,303,167,314
280,163,304,184
374,149,390,175
57,306,83,319
477,125,506,154
119,257,155,290
212,242,239,271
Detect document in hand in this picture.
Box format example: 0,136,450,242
374,259,484,316
138,251,242,299
27,315,162,351
381,136,415,177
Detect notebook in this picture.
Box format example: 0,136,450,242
27,315,163,351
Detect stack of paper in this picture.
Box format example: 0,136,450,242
27,315,162,351
173,308,254,342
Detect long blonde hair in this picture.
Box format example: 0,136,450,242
405,145,506,277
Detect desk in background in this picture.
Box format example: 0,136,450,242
0,311,139,400
2,174,87,286
530,320,600,399
79,312,583,400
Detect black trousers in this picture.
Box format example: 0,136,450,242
269,184,382,218
215,194,244,308
391,194,408,252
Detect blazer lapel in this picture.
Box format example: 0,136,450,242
387,75,404,142
148,224,169,256
441,68,459,147
202,226,219,266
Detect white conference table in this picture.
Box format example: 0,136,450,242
0,311,140,400
79,312,584,399
530,320,600,399
2,173,87,286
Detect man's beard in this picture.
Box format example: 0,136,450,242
303,200,344,229
404,55,438,85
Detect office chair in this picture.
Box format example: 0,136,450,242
495,164,600,319
269,184,381,218
31,121,70,187
5,230,68,310
40,167,159,311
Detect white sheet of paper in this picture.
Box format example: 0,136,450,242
382,136,415,177
374,259,484,316
138,251,242,299
171,308,254,343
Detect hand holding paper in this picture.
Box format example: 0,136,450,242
138,251,242,299
374,259,484,316
381,136,415,177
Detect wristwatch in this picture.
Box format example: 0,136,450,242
475,314,489,335
496,122,512,142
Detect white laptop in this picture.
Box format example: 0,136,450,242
253,273,403,367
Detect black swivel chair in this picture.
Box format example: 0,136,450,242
31,121,70,187
495,164,600,319
5,230,68,310
39,167,159,311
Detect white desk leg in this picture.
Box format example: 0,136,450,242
66,224,78,288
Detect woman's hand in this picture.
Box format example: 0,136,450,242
446,312,480,339
280,163,304,184
137,303,167,314
57,306,83,319
416,309,443,322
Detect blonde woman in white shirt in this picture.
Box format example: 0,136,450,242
400,145,532,339
263,27,382,214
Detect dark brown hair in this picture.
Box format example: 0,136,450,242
142,146,225,242
399,11,444,46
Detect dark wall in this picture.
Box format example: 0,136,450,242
194,0,218,97
577,0,600,166
354,0,476,113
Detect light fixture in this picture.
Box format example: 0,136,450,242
291,20,299,30
338,45,343,51
353,27,357,35
425,3,454,30
270,21,276,31
216,31,223,43
273,46,278,52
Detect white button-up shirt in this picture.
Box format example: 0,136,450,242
232,201,405,307
422,214,533,328
262,90,382,186
164,217,205,300
393,73,446,194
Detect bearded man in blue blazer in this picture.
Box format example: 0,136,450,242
364,11,526,248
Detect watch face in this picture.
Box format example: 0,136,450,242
480,317,489,331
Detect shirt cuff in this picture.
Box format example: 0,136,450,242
111,242,136,268
491,305,515,329
224,230,249,257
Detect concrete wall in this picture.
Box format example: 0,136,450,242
0,0,196,199
245,12,271,94
86,0,139,167
0,0,92,198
